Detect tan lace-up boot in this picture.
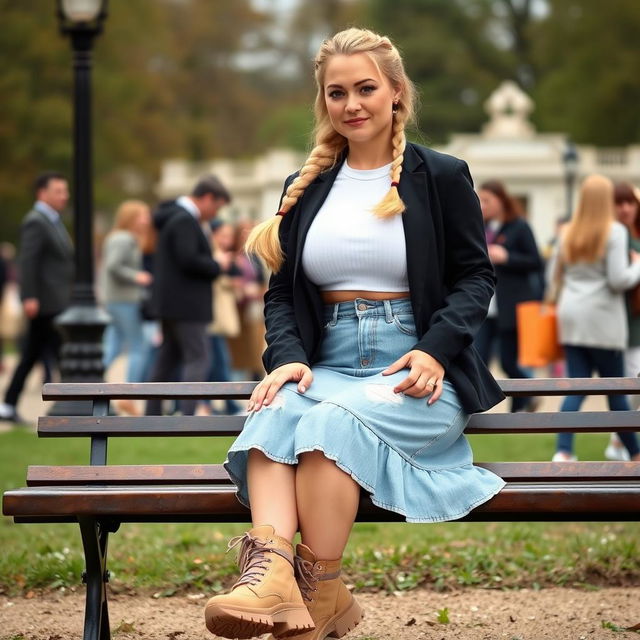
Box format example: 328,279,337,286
267,543,363,640
204,525,314,639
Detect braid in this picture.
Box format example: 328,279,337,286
279,131,344,214
245,129,346,273
372,115,407,218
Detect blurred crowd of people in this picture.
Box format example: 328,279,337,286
0,172,267,422
100,176,268,417
475,176,640,462
0,169,638,461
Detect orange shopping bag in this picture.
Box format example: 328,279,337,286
516,301,564,368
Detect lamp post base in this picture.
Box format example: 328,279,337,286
48,304,111,416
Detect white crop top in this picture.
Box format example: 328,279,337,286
301,161,409,292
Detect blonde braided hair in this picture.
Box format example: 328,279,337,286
373,106,408,218
245,28,417,272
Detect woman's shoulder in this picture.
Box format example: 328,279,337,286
608,220,629,244
104,230,136,251
505,216,533,231
406,142,465,174
283,170,300,188
109,229,136,242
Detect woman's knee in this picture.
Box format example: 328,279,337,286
297,450,355,485
247,448,293,471
297,449,333,470
248,448,267,464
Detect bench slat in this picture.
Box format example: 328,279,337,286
41,377,640,401
37,411,640,437
25,462,640,486
498,377,640,396
37,415,245,437
4,483,640,522
466,410,640,432
42,382,256,401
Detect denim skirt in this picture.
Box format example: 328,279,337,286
224,298,505,523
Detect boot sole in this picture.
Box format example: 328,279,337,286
205,601,314,639
326,596,364,638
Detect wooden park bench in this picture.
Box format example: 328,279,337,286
3,377,640,640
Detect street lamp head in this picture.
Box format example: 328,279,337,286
60,0,103,22
57,0,107,32
563,140,579,179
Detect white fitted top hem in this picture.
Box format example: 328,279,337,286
301,161,409,292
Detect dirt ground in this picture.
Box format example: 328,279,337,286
1,587,639,640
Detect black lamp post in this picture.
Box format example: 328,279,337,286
562,140,579,219
52,0,110,411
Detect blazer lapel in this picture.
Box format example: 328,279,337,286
495,220,509,246
37,209,73,256
57,219,74,255
398,145,433,325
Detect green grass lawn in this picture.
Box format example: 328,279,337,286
0,428,638,595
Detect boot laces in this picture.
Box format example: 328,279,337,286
227,532,292,588
294,556,318,602
227,532,271,588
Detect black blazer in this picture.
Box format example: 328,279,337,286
262,143,505,414
492,218,543,330
152,201,221,322
18,208,74,316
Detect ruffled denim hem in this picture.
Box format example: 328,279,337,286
224,399,506,524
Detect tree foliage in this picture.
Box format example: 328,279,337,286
532,0,640,145
1,0,638,242
0,1,72,241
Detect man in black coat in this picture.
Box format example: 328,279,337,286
146,175,232,415
0,172,74,423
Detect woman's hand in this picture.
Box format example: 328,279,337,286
382,350,445,404
214,250,234,272
248,362,313,412
487,243,508,264
135,271,153,286
23,298,39,319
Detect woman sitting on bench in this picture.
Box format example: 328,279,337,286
204,27,506,640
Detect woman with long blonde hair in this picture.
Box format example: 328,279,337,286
102,200,153,401
204,28,505,639
551,175,640,462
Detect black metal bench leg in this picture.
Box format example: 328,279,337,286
79,517,112,640
100,596,111,640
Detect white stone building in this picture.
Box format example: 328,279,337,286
157,81,640,249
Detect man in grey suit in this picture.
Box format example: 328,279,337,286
0,172,74,423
